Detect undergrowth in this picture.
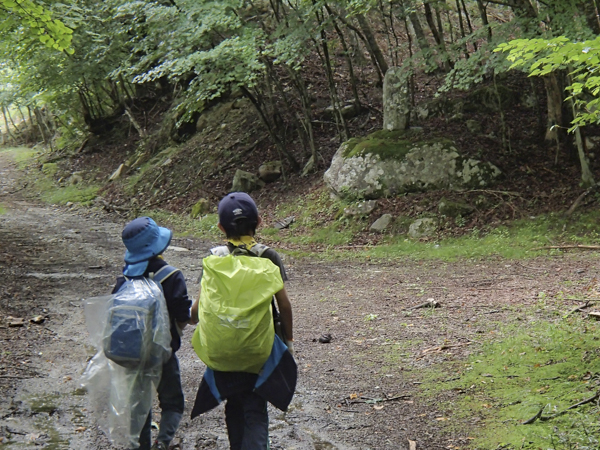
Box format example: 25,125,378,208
262,188,600,262
8,147,100,206
419,312,600,449
8,146,600,263
143,209,221,242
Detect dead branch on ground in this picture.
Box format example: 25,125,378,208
407,299,440,310
522,392,600,424
420,342,471,355
532,245,600,251
566,184,598,216
521,406,545,425
348,394,411,404
563,301,594,318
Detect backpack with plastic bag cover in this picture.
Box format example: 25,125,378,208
81,267,175,448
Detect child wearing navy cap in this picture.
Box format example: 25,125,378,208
113,217,192,450
190,192,295,450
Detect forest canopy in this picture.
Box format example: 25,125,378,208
0,0,599,180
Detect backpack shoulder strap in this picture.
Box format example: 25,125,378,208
151,265,180,284
248,243,270,257
210,246,230,257
210,242,270,258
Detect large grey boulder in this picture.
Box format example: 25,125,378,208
344,200,377,217
324,130,501,200
408,218,437,239
438,198,475,218
258,161,282,182
370,214,393,232
383,68,410,131
232,169,265,193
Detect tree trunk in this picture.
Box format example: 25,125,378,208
424,1,451,70
460,0,475,50
33,108,49,147
408,12,430,53
568,71,595,187
424,2,442,47
240,86,300,172
2,107,17,143
335,15,383,84
326,5,361,108
476,0,492,41
543,73,564,142
318,27,349,142
26,106,39,141
408,11,439,70
582,0,600,34
356,14,389,77
6,107,19,132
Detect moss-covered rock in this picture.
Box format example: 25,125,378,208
191,198,210,218
41,163,58,176
324,130,501,200
438,198,475,218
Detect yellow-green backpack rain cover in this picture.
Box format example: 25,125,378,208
192,254,284,373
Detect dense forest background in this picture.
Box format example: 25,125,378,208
1,0,600,237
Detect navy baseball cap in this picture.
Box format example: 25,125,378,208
218,192,259,233
121,217,172,276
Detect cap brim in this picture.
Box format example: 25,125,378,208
123,260,149,277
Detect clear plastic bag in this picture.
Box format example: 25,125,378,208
81,279,172,448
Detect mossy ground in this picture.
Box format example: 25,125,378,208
6,147,100,206
417,312,600,449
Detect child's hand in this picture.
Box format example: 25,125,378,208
286,340,294,357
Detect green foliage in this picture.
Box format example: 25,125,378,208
41,184,99,205
370,210,600,261
496,35,600,130
0,204,6,214
0,0,74,52
422,316,600,449
140,209,221,242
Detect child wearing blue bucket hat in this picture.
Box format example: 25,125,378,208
112,217,192,450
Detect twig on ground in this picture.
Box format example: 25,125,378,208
516,262,548,271
566,185,597,216
349,395,410,404
521,406,545,425
75,138,89,154
539,392,600,421
408,299,440,310
420,342,471,355
522,392,600,424
532,245,600,251
563,301,594,318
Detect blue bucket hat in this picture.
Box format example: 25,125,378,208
218,192,259,234
121,217,172,276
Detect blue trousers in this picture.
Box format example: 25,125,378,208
136,354,184,450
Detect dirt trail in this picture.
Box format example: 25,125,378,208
1,149,599,450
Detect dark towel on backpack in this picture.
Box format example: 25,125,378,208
191,336,297,418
